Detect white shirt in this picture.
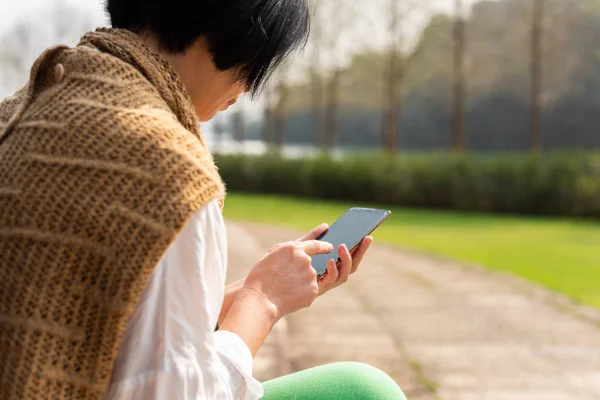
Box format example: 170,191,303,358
105,200,264,400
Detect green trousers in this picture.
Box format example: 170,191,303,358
261,362,406,400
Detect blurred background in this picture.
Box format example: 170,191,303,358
1,0,599,398
212,0,600,155
3,0,600,154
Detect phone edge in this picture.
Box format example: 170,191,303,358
316,209,391,278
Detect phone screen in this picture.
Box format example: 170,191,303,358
311,208,391,276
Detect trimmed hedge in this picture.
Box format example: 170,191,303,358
214,152,600,218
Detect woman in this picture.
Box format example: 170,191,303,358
0,0,405,399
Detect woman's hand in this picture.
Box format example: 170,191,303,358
220,224,372,357
242,238,334,321
222,238,333,356
297,224,374,296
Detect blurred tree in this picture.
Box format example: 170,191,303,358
307,0,366,151
381,0,403,153
273,68,290,149
308,0,325,148
381,0,433,153
212,116,226,152
261,84,276,147
0,0,100,98
324,68,343,149
452,0,467,152
323,1,364,150
530,0,544,151
232,108,245,143
247,0,600,152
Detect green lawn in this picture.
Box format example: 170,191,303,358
223,193,600,308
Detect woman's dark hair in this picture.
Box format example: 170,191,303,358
105,0,310,95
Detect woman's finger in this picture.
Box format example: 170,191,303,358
297,223,329,242
298,240,334,256
350,236,373,274
336,244,352,283
318,259,338,294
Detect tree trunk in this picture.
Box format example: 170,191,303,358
311,20,325,149
324,69,342,150
382,0,401,153
530,0,543,151
452,0,466,152
261,103,272,147
233,109,245,144
311,68,324,149
213,119,224,153
274,79,288,149
383,55,398,152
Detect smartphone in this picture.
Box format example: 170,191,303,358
311,207,391,277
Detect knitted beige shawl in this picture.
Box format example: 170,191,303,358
0,28,225,399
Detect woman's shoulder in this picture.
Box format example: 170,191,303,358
61,44,172,113
53,44,210,162
61,45,225,207
7,43,224,211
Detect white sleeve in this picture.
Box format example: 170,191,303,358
105,200,264,400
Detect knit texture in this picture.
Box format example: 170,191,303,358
0,28,225,399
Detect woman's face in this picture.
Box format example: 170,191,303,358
148,34,249,122
180,37,249,122
191,68,247,122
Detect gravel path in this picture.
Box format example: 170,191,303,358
226,221,600,400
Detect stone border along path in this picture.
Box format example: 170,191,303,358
226,221,600,400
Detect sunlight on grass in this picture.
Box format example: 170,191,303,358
224,193,600,308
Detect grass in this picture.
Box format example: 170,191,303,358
223,192,600,308
408,359,439,396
